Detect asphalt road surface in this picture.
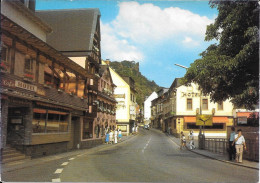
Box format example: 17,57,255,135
2,129,259,182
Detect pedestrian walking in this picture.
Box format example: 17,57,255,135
180,132,186,150
118,129,122,141
114,129,118,144
232,129,246,163
228,127,236,161
132,126,135,134
109,130,114,144
105,130,109,144
188,130,196,150
135,126,138,133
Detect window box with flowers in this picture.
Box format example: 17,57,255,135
24,72,34,81
44,81,53,88
0,62,9,72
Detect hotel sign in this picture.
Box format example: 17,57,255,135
15,81,37,92
181,92,207,97
1,79,15,87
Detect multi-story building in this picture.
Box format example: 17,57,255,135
144,92,158,125
36,8,101,148
1,0,98,158
151,88,169,129
105,61,138,135
96,65,117,139
163,78,234,138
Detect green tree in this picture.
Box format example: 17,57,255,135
182,0,259,109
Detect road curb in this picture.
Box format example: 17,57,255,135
165,133,259,170
2,134,138,173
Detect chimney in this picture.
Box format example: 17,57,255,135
105,59,110,65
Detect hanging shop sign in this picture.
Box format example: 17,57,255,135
196,114,213,126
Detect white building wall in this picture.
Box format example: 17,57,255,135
1,1,48,41
176,83,233,116
144,92,158,120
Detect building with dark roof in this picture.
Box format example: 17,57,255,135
1,1,103,160
36,8,102,148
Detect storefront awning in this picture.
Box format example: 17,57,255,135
184,116,229,123
184,116,196,123
237,112,259,118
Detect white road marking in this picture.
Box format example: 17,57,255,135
54,168,63,174
61,162,69,166
52,178,61,182
69,157,75,160
142,138,152,153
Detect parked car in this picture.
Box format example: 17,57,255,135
144,125,149,130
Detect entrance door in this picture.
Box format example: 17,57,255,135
69,116,81,149
7,107,26,145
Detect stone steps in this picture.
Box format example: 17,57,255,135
1,145,30,164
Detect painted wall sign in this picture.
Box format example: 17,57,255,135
15,80,37,92
114,94,125,98
1,78,15,87
181,92,207,98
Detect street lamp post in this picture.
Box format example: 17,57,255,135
174,63,205,149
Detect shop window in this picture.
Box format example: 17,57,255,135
187,99,192,110
32,112,46,133
32,109,69,133
217,102,224,110
202,99,208,110
186,123,224,129
46,113,59,133
174,119,176,129
82,118,93,139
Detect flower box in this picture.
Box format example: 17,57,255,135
0,62,9,72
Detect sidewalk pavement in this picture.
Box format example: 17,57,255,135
1,134,137,173
165,133,259,170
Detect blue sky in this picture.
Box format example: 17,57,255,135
36,0,218,88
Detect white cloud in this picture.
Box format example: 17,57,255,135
100,1,214,62
101,22,144,62
182,36,199,46
112,1,213,43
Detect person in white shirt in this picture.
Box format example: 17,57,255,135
188,130,195,150
232,129,246,163
114,129,118,144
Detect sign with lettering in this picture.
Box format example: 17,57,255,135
114,94,125,98
15,80,37,92
237,117,247,125
181,92,207,98
1,79,15,87
196,114,213,126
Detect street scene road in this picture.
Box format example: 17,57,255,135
1,1,259,182
3,129,257,182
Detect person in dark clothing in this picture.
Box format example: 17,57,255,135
229,127,236,161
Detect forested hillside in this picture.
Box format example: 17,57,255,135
109,61,161,107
